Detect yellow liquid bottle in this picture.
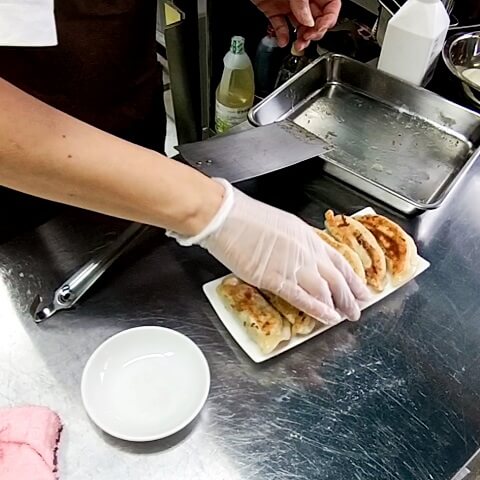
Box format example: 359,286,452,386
215,36,254,134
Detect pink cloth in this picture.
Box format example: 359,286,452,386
0,406,62,480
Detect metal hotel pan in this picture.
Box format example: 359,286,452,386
249,53,480,215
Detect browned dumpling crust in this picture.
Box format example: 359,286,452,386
217,277,291,353
314,228,366,283
356,214,418,285
324,210,387,292
261,290,318,335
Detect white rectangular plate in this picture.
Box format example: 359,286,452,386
203,208,430,363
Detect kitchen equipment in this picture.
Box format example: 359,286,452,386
178,121,332,183
203,207,430,363
443,32,480,107
33,222,149,322
249,53,480,215
81,326,210,441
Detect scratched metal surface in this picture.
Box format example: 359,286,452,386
1,160,480,480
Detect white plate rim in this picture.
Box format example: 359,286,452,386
81,325,211,442
203,207,430,363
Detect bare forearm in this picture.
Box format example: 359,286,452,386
0,78,223,235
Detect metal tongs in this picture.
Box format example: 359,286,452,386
33,222,150,323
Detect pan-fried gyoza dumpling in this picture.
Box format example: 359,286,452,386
324,210,387,292
356,214,418,286
261,290,319,335
314,229,366,283
217,277,291,354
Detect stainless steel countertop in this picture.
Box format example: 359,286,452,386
1,158,480,480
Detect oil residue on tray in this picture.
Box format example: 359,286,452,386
292,84,470,203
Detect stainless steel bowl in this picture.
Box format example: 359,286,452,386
443,32,480,106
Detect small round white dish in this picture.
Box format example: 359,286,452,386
81,326,210,442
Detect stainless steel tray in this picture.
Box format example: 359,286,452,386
249,53,480,214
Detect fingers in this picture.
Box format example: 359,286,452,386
310,0,341,25
264,268,340,324
288,13,300,29
322,0,341,24
294,38,310,51
294,21,327,48
289,0,314,27
327,248,372,302
302,17,332,41
302,32,325,43
315,0,341,29
317,261,362,321
282,285,341,324
252,0,291,47
298,0,341,42
294,27,310,51
296,266,334,310
270,15,290,47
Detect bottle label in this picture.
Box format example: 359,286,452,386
215,101,249,133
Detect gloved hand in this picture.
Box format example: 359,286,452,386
168,179,369,323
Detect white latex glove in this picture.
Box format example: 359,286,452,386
168,179,370,323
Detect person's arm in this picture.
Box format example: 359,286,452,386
0,78,224,236
0,77,369,322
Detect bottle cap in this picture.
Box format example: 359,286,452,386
230,36,245,55
291,45,305,56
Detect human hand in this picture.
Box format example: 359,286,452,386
252,0,341,50
168,179,369,323
294,0,341,50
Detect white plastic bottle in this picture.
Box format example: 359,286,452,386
215,36,254,134
377,0,450,86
